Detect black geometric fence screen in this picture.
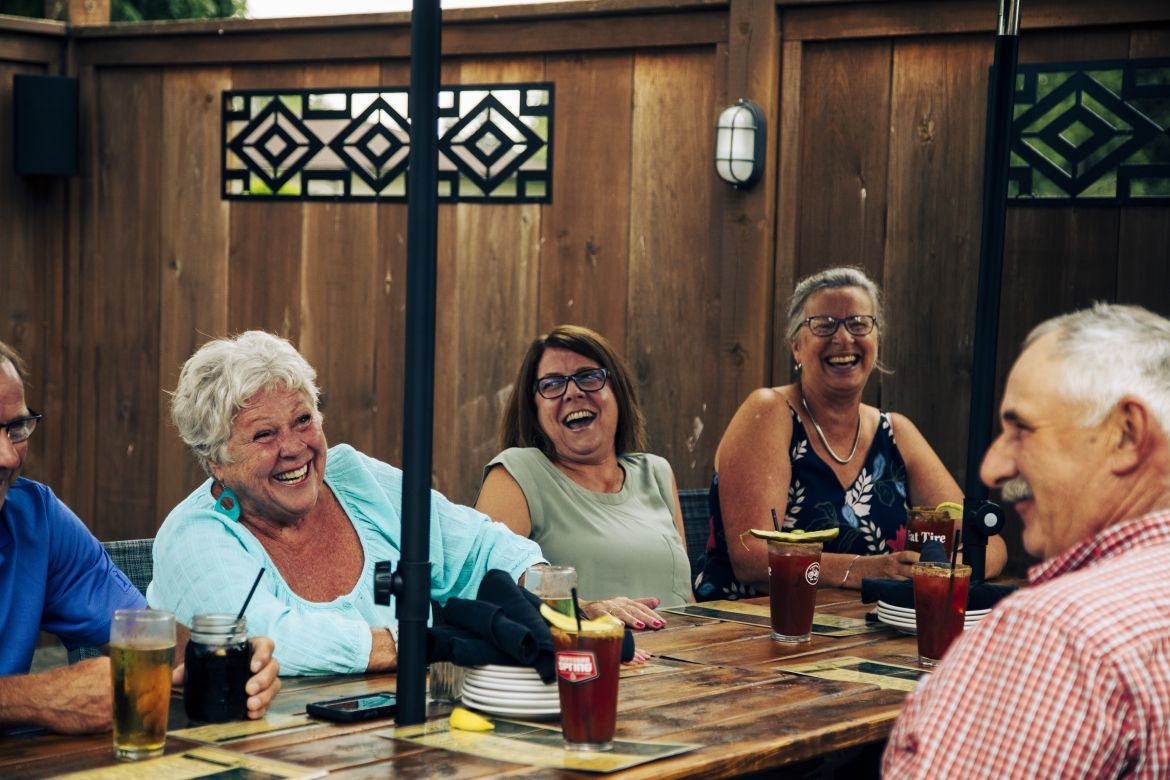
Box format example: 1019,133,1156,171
222,83,553,202
1009,58,1170,205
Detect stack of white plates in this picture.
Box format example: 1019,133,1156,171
460,664,560,719
875,600,991,635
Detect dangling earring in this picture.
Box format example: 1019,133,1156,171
214,483,241,522
794,361,802,373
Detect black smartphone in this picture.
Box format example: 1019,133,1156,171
306,692,398,723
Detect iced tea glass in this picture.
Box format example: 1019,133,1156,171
912,562,970,667
767,540,822,643
524,565,577,618
552,619,623,751
906,507,955,555
110,609,175,760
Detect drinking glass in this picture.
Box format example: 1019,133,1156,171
184,614,251,723
524,565,577,617
912,562,971,667
110,609,175,760
767,540,822,642
552,618,624,751
906,507,955,555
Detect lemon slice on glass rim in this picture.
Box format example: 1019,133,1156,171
746,527,840,543
935,501,964,520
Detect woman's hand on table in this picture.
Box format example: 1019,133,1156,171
582,596,665,630
854,551,920,582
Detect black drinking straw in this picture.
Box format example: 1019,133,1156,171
571,586,583,633
946,531,963,604
237,567,265,621
771,508,781,532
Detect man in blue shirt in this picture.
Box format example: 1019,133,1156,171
0,341,279,733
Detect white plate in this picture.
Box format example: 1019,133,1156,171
878,601,990,618
464,673,554,692
461,680,559,703
469,664,544,679
876,613,985,634
460,692,560,719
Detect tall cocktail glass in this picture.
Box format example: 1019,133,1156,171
767,540,822,642
552,617,623,751
912,562,970,667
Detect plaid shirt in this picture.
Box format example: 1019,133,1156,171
884,509,1170,778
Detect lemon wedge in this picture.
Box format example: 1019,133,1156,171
450,706,495,732
747,527,840,543
935,501,964,520
539,603,623,633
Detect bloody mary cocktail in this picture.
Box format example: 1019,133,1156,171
552,617,624,751
906,507,955,556
767,540,822,643
912,562,970,667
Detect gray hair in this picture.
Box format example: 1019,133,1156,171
171,331,321,473
1025,303,1170,431
785,266,885,343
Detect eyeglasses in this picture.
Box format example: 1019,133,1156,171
1,411,42,444
799,315,877,338
534,368,609,400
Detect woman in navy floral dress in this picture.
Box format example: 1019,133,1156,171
694,267,1007,600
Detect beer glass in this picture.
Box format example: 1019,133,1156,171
110,608,175,760
552,618,624,751
912,562,970,667
906,507,955,555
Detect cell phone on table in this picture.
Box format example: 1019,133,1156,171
306,692,398,723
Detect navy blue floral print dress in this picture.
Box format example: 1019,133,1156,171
693,404,910,601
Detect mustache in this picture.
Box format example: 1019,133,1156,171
999,477,1033,504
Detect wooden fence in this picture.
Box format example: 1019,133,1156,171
3,0,1169,574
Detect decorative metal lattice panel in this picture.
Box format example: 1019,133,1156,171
1009,59,1170,205
222,83,553,202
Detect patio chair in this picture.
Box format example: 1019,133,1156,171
678,488,711,580
68,538,154,663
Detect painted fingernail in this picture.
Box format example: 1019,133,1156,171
652,619,665,627
634,621,646,629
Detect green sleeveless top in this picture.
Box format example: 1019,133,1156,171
482,448,692,607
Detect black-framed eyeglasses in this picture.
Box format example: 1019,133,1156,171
800,315,878,338
534,368,609,400
1,411,42,444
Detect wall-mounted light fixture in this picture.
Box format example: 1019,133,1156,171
714,99,765,189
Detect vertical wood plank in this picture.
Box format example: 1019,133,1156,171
226,66,306,340
772,39,804,384
436,57,545,505
794,39,892,407
156,67,232,523
298,64,382,458
716,0,781,473
882,35,990,484
627,48,721,487
87,67,163,540
539,52,633,340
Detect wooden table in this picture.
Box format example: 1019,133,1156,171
0,591,924,778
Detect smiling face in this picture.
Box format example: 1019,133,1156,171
791,286,878,397
980,331,1116,561
209,384,328,528
534,346,620,465
0,359,29,510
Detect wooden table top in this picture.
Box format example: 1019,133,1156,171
0,590,925,778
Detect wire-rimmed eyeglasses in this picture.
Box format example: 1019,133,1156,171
799,315,878,338
1,411,42,444
534,368,609,400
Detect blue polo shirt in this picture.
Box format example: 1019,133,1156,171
0,478,145,675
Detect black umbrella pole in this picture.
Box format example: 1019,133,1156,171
396,0,441,726
963,0,1020,583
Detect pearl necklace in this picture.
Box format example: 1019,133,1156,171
800,394,861,465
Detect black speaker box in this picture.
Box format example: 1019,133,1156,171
14,74,79,177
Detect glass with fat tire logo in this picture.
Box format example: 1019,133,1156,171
551,617,624,751
767,540,822,642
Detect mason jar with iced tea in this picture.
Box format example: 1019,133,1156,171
184,614,252,723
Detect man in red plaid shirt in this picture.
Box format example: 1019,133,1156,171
884,303,1170,778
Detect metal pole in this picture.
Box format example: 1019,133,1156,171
395,0,441,726
963,0,1020,582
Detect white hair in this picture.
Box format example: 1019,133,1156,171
1025,303,1170,432
170,331,321,473
785,266,885,343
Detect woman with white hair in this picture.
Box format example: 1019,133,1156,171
148,331,546,676
694,266,1006,601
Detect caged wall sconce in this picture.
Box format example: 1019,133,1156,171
714,99,765,189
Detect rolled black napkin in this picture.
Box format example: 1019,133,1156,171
860,577,1019,610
